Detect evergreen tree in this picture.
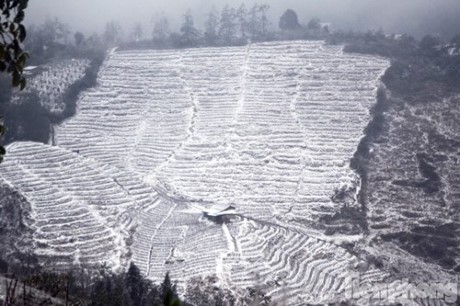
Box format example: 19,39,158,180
131,23,143,42
236,4,248,40
74,31,85,46
180,10,200,47
247,4,260,40
247,4,271,41
259,4,270,38
161,272,180,306
451,34,460,47
218,5,237,45
41,17,70,46
104,20,122,45
152,14,170,47
89,270,124,306
204,7,219,46
125,263,145,306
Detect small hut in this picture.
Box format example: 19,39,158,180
203,204,237,224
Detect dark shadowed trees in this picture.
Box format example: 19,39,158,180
419,34,442,55
279,9,301,31
219,5,237,45
247,4,271,41
124,263,152,306
152,14,170,48
41,17,70,46
307,18,321,32
131,23,143,42
204,7,219,46
74,31,85,47
451,34,460,47
103,20,122,45
236,4,248,41
160,272,180,306
258,4,270,39
179,10,201,47
247,4,259,39
24,18,71,65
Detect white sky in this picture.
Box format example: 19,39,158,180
26,0,460,39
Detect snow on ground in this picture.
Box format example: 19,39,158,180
0,41,401,304
14,59,90,114
55,41,389,227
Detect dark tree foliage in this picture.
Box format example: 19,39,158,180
0,0,29,163
0,0,28,88
204,8,219,46
24,17,70,65
279,9,301,31
41,17,70,46
131,4,339,49
25,265,179,306
152,15,170,48
74,31,85,46
451,34,460,47
1,261,275,306
246,4,271,41
258,4,270,39
307,17,321,32
236,4,248,40
218,5,237,45
247,4,259,39
131,23,143,42
89,268,125,306
125,263,146,305
160,272,180,306
419,34,442,55
179,10,200,47
104,20,121,45
86,266,181,306
0,73,11,102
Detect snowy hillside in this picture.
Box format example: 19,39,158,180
55,41,389,228
14,59,90,114
1,41,413,304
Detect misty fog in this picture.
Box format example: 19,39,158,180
27,0,460,39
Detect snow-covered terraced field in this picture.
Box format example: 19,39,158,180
15,59,90,113
56,49,193,172
0,142,154,269
56,41,389,226
1,41,397,304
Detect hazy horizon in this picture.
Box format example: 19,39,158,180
25,0,460,40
